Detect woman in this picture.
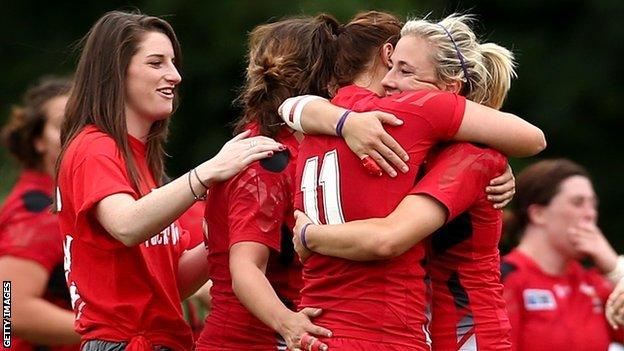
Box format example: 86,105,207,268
195,15,340,351
55,11,282,350
278,12,544,350
0,77,80,349
501,159,622,351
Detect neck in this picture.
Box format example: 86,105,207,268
42,157,55,178
517,226,570,275
125,109,152,142
352,64,386,96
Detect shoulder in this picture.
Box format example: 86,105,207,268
374,90,463,114
427,143,506,178
501,251,527,284
66,126,120,160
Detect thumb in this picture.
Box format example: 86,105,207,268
230,129,251,143
376,112,403,126
300,307,323,317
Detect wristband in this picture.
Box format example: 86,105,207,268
300,223,313,251
278,95,326,132
335,109,352,137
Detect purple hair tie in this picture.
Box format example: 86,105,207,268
437,24,471,87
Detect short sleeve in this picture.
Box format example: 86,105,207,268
72,154,137,229
0,213,62,272
419,92,466,140
380,91,466,141
227,168,289,252
410,146,505,222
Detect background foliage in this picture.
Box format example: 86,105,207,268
1,0,622,249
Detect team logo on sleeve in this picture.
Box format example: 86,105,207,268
523,289,557,311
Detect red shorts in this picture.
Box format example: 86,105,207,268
324,338,428,351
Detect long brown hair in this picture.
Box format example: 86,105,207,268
332,11,403,92
57,10,182,195
2,76,72,170
234,14,340,137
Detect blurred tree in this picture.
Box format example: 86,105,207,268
1,0,622,248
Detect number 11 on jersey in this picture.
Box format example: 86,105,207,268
301,149,345,225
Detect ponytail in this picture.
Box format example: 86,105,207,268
480,43,516,109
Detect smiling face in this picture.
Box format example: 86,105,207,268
125,31,181,128
381,35,443,96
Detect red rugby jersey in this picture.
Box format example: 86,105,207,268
501,250,623,351
197,125,302,351
57,125,192,351
295,85,465,349
0,170,79,351
410,143,511,350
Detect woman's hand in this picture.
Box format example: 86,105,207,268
198,130,284,186
486,164,515,209
293,210,314,263
568,222,617,273
606,278,624,329
277,308,331,351
342,111,409,177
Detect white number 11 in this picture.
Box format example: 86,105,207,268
301,150,345,225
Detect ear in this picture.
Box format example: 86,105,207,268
34,137,46,154
381,43,393,67
527,204,547,226
443,80,462,94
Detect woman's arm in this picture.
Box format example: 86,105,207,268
95,131,283,247
454,100,546,157
293,194,448,261
229,242,331,351
177,243,209,300
0,256,80,344
280,97,409,177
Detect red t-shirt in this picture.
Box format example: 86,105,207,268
295,85,465,349
501,249,623,351
0,170,79,351
197,126,302,351
411,143,511,350
56,125,192,351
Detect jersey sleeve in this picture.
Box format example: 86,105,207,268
382,91,466,141
409,146,506,222
0,213,62,272
71,154,137,229
226,168,289,252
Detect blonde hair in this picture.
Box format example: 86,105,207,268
401,14,516,109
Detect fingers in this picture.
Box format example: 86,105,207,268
229,129,252,143
241,151,275,165
486,181,515,195
300,307,322,318
378,134,409,171
490,164,514,185
301,333,329,351
487,189,515,209
364,151,391,177
375,111,403,126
